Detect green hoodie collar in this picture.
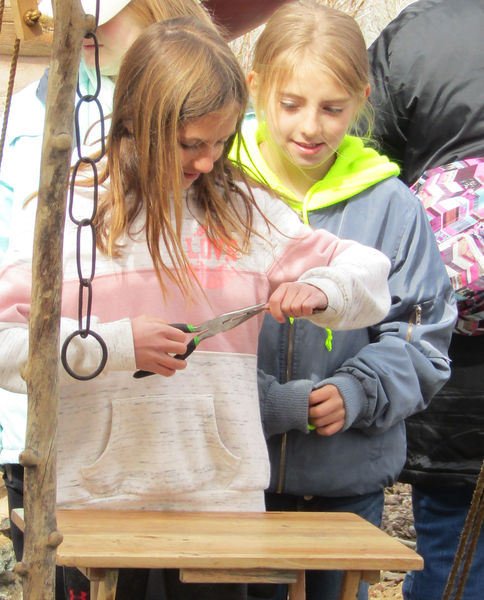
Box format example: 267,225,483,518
234,118,400,224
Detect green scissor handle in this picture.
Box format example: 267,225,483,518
171,323,200,360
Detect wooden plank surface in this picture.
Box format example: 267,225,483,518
13,509,423,572
0,2,52,55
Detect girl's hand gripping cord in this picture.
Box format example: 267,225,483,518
268,282,328,323
308,384,346,436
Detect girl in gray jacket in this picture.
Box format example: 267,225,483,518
231,2,457,600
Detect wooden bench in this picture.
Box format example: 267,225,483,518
12,508,422,600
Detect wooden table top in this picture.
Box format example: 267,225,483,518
13,509,423,572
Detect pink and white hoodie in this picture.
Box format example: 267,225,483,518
0,183,390,511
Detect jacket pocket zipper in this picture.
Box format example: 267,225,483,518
406,304,422,342
276,319,295,494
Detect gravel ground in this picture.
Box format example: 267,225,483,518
370,483,415,600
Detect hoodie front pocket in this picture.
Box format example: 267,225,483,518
80,394,241,498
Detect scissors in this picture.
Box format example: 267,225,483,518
133,303,267,378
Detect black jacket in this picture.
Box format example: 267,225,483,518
368,0,484,490
368,0,484,187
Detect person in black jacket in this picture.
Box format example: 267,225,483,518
368,2,484,599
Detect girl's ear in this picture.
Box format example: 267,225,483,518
355,84,370,111
247,71,259,99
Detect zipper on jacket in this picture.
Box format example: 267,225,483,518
406,304,422,342
276,319,295,494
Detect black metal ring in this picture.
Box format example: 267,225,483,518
61,329,108,380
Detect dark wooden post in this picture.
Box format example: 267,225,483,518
204,0,291,39
14,1,91,598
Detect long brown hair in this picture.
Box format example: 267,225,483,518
95,17,260,296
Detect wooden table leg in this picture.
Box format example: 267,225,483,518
288,570,305,600
86,568,118,600
338,571,361,600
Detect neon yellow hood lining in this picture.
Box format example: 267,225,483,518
232,118,400,225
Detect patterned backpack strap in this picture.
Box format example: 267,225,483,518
411,157,484,335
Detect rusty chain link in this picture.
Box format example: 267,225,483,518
61,0,108,380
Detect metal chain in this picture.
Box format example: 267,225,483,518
61,0,108,380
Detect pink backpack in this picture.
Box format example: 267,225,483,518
411,157,484,336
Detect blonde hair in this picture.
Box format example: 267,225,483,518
251,0,373,136
95,17,261,297
126,0,213,29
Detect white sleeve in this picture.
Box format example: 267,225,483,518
0,315,136,394
297,242,392,330
257,192,391,330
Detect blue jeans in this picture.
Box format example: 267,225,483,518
248,490,384,600
403,485,484,600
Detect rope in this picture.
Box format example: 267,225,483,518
441,459,484,600
0,2,43,169
24,9,41,27
0,38,21,170
0,0,5,32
